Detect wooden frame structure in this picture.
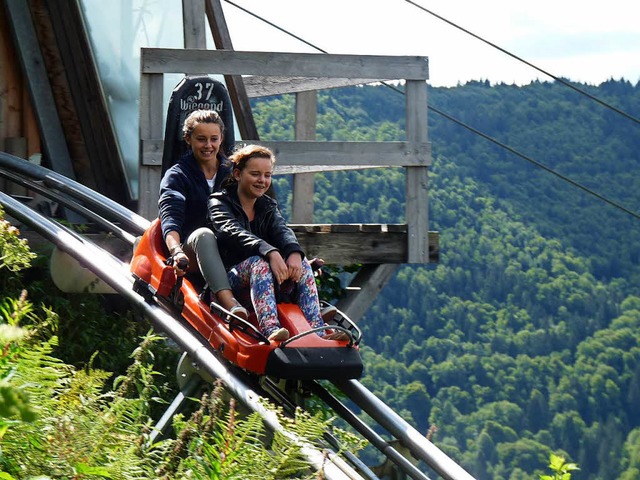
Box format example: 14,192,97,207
138,48,433,264
138,0,436,320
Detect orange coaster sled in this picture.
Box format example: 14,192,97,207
130,219,363,380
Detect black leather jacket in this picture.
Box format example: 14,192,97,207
208,188,304,269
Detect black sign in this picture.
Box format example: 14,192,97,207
161,75,236,176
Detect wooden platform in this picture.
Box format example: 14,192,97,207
291,224,439,264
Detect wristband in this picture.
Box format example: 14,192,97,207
170,244,183,254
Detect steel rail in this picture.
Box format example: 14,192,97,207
0,168,137,245
307,380,432,480
0,152,149,235
335,379,476,480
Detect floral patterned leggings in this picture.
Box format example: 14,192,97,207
227,255,324,338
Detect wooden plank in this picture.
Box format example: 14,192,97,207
274,165,379,175
330,224,362,233
290,224,407,233
140,139,430,170
387,224,409,233
264,141,431,168
292,90,316,223
142,48,429,80
336,264,398,322
293,228,439,264
290,225,329,233
0,5,21,140
244,76,380,98
360,224,384,233
293,229,407,264
182,0,206,49
138,73,164,220
405,79,429,263
204,0,259,140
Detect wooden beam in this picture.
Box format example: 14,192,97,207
41,0,130,203
3,0,75,179
292,90,317,223
182,0,206,49
263,141,431,168
140,139,430,170
336,264,399,323
204,0,259,140
289,224,439,264
405,79,429,263
141,48,429,80
243,76,380,98
0,4,24,141
138,73,164,220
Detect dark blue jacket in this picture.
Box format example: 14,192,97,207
208,187,304,269
158,150,232,241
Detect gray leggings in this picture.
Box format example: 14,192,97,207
183,227,230,293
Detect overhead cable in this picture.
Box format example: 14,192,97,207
222,0,640,220
403,0,640,127
427,105,640,220
223,0,328,53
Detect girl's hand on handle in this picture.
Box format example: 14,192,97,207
165,231,188,276
172,251,189,276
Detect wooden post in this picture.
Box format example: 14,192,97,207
405,79,430,263
336,264,398,322
292,90,317,223
183,0,206,49
138,73,164,220
205,0,259,141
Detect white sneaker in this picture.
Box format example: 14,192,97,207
229,305,249,321
267,327,290,341
325,330,349,341
321,304,337,323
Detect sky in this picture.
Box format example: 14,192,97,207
219,0,640,87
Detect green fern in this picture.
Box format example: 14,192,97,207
0,293,161,478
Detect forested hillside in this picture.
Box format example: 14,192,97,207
253,79,640,479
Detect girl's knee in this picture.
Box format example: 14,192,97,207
187,227,216,251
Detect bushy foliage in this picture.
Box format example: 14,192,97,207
0,214,35,272
540,453,580,480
